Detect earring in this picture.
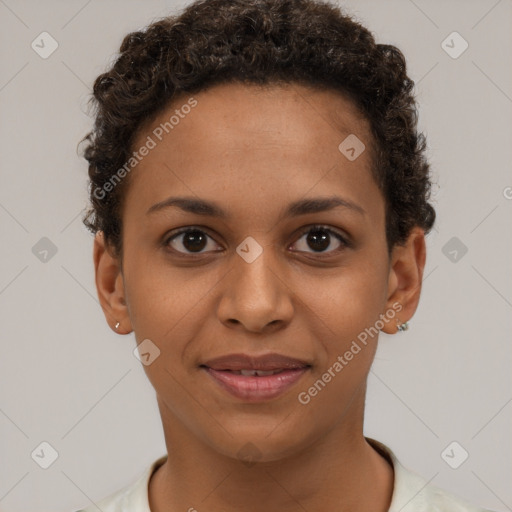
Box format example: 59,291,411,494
115,321,120,330
396,319,409,332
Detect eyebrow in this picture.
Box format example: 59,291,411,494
146,195,366,218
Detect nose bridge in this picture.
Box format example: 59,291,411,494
234,237,281,303
217,237,293,331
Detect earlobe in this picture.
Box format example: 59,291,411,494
381,227,426,335
93,231,132,334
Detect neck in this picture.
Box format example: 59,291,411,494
149,395,393,512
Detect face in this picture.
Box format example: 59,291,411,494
94,82,425,462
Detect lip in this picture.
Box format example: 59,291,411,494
201,366,310,402
201,353,311,371
200,353,311,402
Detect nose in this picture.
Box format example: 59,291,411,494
216,243,294,334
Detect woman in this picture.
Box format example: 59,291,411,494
76,0,493,510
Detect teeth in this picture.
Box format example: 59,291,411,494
238,369,283,376
255,369,280,376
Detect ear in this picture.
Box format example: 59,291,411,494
93,231,132,334
381,226,427,334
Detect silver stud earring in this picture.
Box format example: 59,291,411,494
115,321,120,330
397,319,409,332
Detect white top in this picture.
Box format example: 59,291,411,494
75,439,493,512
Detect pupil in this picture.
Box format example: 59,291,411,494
183,230,207,252
307,229,330,252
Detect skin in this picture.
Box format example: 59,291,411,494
94,82,426,512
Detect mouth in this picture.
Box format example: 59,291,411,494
199,353,312,402
215,369,290,376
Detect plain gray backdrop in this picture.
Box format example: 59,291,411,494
0,1,511,511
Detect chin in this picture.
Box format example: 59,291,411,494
204,424,317,465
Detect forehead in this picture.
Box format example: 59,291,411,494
124,82,381,222
161,81,371,150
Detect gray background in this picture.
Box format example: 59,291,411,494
0,0,510,511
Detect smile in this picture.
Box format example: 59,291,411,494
201,366,310,402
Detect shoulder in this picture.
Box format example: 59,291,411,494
72,455,167,512
366,438,495,512
392,461,492,512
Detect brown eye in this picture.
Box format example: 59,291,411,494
291,225,348,255
165,228,220,254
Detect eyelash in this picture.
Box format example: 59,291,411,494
163,224,350,258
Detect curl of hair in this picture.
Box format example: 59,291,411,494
80,0,436,257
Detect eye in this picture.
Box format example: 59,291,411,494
290,225,349,256
164,227,222,255
163,224,349,257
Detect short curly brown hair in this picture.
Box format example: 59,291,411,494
80,0,436,258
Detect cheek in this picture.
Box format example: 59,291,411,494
299,259,389,342
124,253,217,338
123,257,229,390
293,265,387,422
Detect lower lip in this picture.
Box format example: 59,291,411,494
202,367,310,402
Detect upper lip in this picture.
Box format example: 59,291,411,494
201,353,311,371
